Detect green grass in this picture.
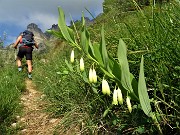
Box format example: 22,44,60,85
0,65,26,134
33,47,94,133
122,4,180,134
0,48,26,134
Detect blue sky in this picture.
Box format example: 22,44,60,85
0,0,104,46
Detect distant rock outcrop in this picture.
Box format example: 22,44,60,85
50,24,59,30
44,24,59,39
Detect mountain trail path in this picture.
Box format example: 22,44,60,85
16,79,60,135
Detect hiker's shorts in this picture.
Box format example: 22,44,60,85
17,46,33,60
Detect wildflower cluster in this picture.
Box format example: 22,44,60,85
70,50,132,113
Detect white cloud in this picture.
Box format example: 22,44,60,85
0,0,104,30
19,13,58,32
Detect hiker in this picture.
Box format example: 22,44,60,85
13,30,38,79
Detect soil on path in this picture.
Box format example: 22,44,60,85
16,79,60,135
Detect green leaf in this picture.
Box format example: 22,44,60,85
93,43,104,66
81,12,85,26
100,67,114,79
103,108,110,118
88,40,95,59
138,55,152,116
58,7,75,44
117,39,133,93
67,27,77,44
63,70,69,74
100,25,109,71
109,55,121,80
56,70,69,75
81,25,89,54
136,126,145,134
130,73,138,98
46,30,64,39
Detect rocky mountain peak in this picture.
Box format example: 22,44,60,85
27,23,47,41
27,23,40,31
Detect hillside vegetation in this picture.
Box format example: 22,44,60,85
0,0,179,134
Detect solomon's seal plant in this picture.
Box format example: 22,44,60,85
48,7,163,134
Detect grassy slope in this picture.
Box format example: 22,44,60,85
0,56,26,134
89,3,180,133
32,1,180,134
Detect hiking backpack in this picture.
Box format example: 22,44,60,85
21,30,34,46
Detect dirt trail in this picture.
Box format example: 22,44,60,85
16,79,60,135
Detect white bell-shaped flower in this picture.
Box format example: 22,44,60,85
70,49,74,63
89,68,93,83
117,87,123,105
112,89,118,105
126,96,132,113
80,57,84,71
102,79,110,96
92,68,97,83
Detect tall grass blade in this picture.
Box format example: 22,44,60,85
85,7,95,20
93,43,104,66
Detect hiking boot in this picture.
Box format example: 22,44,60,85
28,73,32,79
18,67,22,72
